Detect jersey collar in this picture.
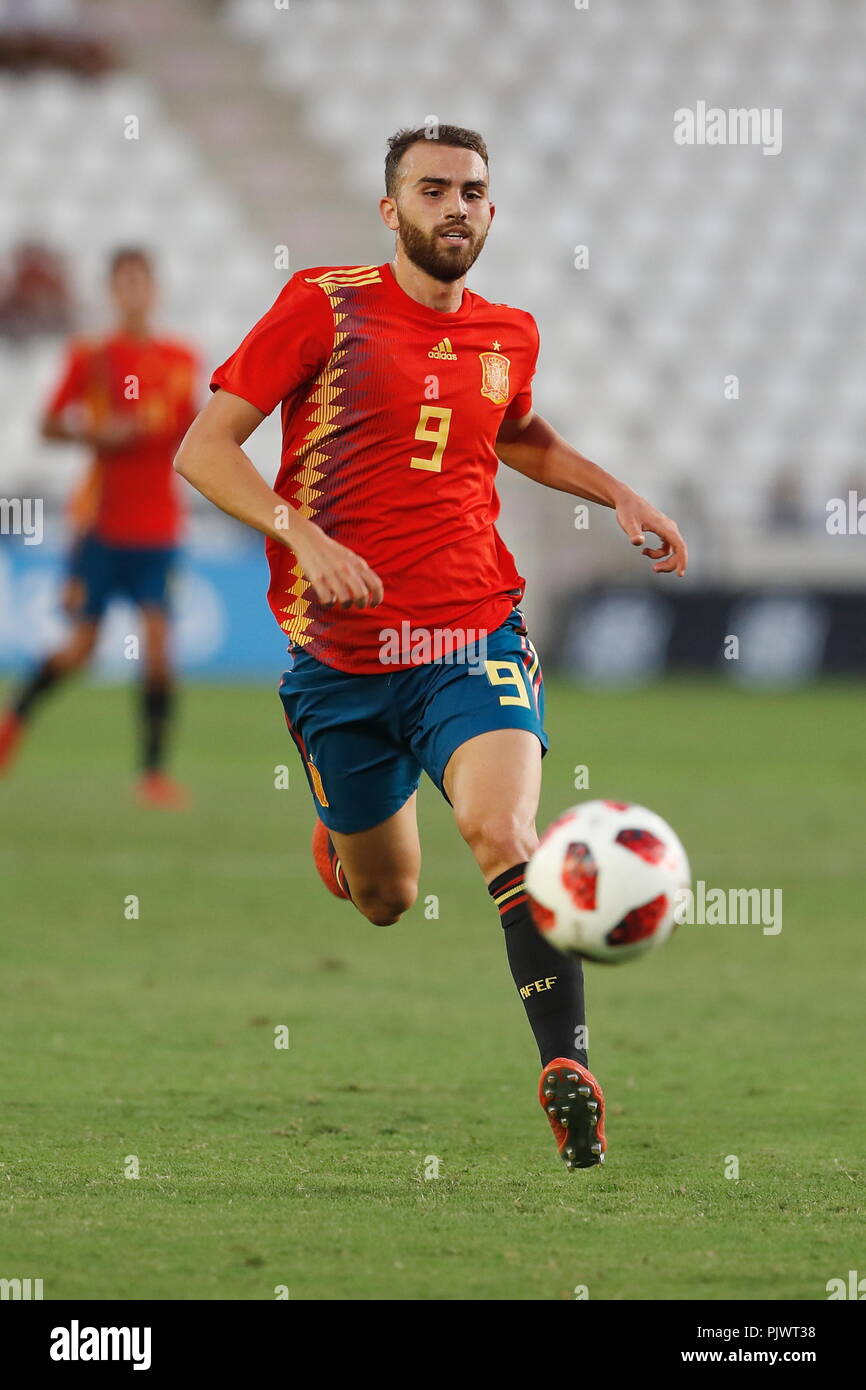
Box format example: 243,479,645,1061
379,261,474,323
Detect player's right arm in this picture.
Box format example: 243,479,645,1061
174,388,383,610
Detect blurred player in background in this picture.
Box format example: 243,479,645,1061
0,248,198,807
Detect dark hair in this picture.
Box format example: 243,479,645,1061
108,247,153,277
385,124,489,195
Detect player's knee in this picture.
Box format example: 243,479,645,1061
142,644,170,681
456,808,536,876
353,876,417,926
64,628,97,668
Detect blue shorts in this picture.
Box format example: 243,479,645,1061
68,534,177,621
278,606,549,834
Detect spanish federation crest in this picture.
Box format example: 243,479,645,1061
478,351,511,405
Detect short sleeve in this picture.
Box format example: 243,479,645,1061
210,274,335,416
503,313,540,420
44,342,89,417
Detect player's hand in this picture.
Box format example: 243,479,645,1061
614,486,688,576
90,416,141,452
292,528,384,609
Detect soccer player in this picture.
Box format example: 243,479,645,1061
173,127,687,1168
0,248,197,807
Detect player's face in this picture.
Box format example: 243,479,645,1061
111,260,156,320
388,144,493,283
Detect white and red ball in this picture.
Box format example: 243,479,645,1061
526,799,690,964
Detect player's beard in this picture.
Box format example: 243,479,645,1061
397,211,488,283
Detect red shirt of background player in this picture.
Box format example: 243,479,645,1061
45,333,198,548
211,262,540,675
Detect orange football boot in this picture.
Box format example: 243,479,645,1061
311,818,351,900
134,771,191,810
539,1057,606,1170
0,712,24,772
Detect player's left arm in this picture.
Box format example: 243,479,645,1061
496,410,687,576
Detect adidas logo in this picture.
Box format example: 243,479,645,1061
428,338,457,360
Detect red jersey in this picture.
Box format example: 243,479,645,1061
211,262,540,674
45,333,198,547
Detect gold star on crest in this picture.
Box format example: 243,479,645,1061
492,340,502,351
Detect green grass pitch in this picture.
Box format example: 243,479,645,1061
0,676,863,1301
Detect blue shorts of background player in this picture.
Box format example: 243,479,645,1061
67,533,178,621
278,606,549,835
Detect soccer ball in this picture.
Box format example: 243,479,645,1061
526,799,690,964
